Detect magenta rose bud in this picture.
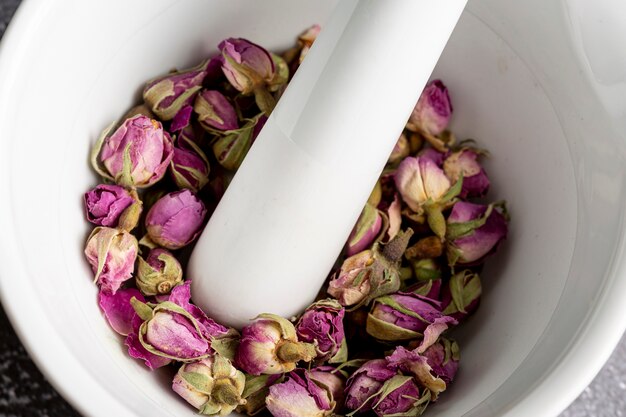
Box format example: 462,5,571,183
345,359,428,417
172,355,246,416
444,148,490,198
145,189,207,250
84,227,138,294
446,201,508,266
219,38,275,95
395,156,451,214
170,137,210,192
235,314,316,375
409,79,453,136
346,203,383,256
309,367,346,408
92,115,174,188
328,229,413,308
143,60,208,121
295,299,347,363
345,360,394,412
194,90,239,131
440,270,482,322
136,248,183,296
421,338,460,385
367,292,457,342
386,346,448,401
266,369,335,417
84,184,133,227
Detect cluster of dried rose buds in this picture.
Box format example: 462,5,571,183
83,25,508,417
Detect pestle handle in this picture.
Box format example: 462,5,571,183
189,0,468,328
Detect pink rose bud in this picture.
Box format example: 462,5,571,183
446,201,508,266
440,270,482,322
421,338,460,385
84,184,134,227
172,355,246,416
409,79,453,136
266,369,335,417
309,366,346,408
170,135,210,192
328,229,413,308
394,156,452,214
388,133,410,165
84,227,138,294
212,115,266,171
125,313,172,370
130,283,237,364
418,147,447,166
98,288,145,336
145,189,207,250
92,115,174,188
386,346,448,401
443,148,490,198
219,38,275,95
345,203,383,256
143,60,209,121
295,299,347,363
235,314,316,375
194,90,239,131
170,104,194,132
136,248,183,296
366,291,457,343
345,359,429,416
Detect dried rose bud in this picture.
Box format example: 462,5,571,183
443,148,490,198
143,60,208,121
266,369,336,417
219,38,275,94
394,156,451,214
405,236,444,260
83,184,134,227
421,338,460,385
172,355,246,416
212,115,266,171
194,90,239,132
136,248,183,296
408,80,452,136
366,291,457,342
328,229,414,307
309,366,345,408
345,359,430,416
346,203,383,256
130,283,237,362
235,314,316,375
170,104,194,132
91,115,174,188
125,313,172,370
145,189,207,250
298,24,321,63
446,201,508,266
295,299,347,363
440,270,482,322
386,346,448,401
219,38,276,113
98,288,144,336
84,227,138,294
170,135,210,192
388,133,410,165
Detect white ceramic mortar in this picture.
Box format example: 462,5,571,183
1,1,626,416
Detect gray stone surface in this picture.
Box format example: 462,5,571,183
0,0,625,416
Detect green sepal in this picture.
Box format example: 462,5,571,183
180,371,213,394
211,329,241,361
328,337,348,364
446,203,494,241
443,270,481,315
130,297,154,321
365,313,421,342
253,87,276,115
89,121,117,181
424,204,446,240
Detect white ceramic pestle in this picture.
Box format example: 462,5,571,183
189,0,468,328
